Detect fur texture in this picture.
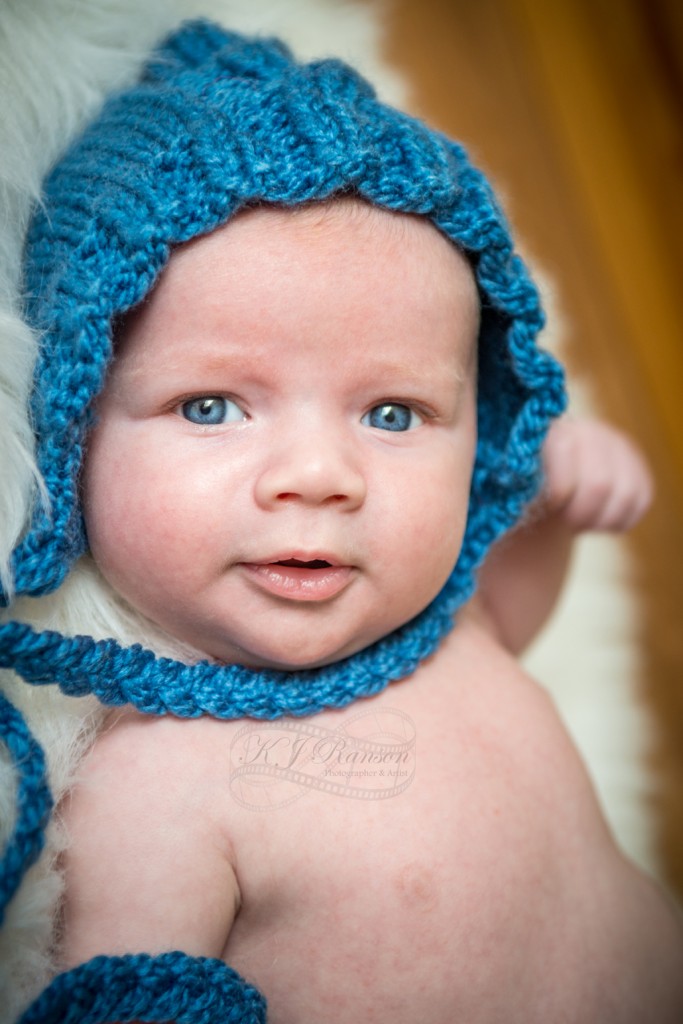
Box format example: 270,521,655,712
0,0,657,1018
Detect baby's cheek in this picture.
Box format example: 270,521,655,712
379,468,469,620
83,440,188,592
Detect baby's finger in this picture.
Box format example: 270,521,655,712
592,458,654,532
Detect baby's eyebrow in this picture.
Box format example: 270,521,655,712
113,343,473,392
360,358,468,388
114,351,240,381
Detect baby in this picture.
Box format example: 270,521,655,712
3,19,683,1024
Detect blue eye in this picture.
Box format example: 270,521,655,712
362,403,421,432
180,397,244,426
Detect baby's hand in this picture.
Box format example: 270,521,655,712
540,416,654,533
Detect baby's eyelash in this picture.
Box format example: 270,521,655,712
368,399,438,420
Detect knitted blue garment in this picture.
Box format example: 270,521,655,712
0,695,52,926
17,952,266,1023
0,19,566,1023
0,19,565,716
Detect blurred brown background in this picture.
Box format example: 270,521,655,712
382,0,683,893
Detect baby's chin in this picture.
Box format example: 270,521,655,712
134,598,426,675
185,628,387,675
208,641,371,674
119,610,372,674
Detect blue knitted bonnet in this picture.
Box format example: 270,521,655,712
1,19,566,718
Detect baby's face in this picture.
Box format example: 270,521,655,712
83,201,479,670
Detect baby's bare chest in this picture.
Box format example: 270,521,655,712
94,628,674,1021
216,661,592,1023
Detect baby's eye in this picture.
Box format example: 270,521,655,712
361,403,422,432
180,396,245,426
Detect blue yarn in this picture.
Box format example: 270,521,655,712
0,694,52,925
17,951,266,1023
0,19,567,1022
0,575,460,718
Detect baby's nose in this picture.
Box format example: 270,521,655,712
254,429,366,510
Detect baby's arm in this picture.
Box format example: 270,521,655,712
58,711,239,972
476,416,653,653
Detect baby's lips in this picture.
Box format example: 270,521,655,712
239,558,354,602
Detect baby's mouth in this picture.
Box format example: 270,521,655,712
274,558,332,569
241,556,352,602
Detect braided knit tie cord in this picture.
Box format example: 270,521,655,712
17,952,267,1024
0,596,458,719
0,693,52,925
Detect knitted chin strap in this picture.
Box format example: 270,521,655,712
0,19,565,1022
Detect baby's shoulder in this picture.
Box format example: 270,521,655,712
410,603,604,820
85,704,242,806
416,596,569,730
70,704,249,869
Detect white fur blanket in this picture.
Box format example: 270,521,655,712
0,1,656,1018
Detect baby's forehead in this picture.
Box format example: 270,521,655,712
111,198,479,384
163,197,480,321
